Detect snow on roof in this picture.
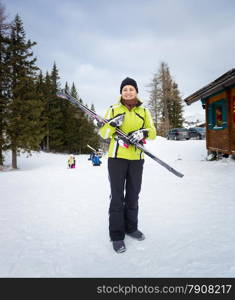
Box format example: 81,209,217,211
184,68,235,105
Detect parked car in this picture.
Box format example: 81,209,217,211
166,128,189,140
188,127,206,140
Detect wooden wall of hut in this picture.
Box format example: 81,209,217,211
205,88,235,155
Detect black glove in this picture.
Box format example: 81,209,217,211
128,129,148,144
108,113,125,127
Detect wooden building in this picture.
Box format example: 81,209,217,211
184,69,235,157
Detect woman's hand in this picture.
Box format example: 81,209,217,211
108,113,125,127
128,129,148,144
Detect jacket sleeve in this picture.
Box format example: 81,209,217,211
99,107,116,139
145,108,157,140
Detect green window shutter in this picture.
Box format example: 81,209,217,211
208,98,228,130
208,104,214,129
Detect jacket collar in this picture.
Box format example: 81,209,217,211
118,96,143,108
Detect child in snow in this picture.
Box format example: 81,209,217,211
68,155,75,168
91,154,101,166
71,155,76,168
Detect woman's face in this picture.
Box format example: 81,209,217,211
121,85,137,101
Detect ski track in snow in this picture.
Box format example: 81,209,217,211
0,137,235,277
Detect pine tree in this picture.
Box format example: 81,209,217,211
158,62,171,135
148,62,184,136
39,75,101,154
35,70,47,150
68,83,100,154
64,81,70,94
169,82,184,128
47,62,65,152
147,73,161,129
91,103,95,112
62,82,80,153
39,71,53,152
6,14,44,168
0,1,10,166
71,82,78,99
69,84,100,153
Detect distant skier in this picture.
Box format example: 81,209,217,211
99,77,156,253
91,154,101,166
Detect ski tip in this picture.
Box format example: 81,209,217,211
177,173,184,178
170,167,184,178
171,169,184,178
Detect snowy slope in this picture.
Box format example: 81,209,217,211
1,137,235,278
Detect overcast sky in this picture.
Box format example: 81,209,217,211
4,0,235,120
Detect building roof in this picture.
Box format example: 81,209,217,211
184,68,235,105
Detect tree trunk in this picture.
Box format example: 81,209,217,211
46,124,50,152
0,117,3,165
0,139,3,166
12,146,17,169
46,135,50,152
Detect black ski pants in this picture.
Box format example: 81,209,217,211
108,158,144,241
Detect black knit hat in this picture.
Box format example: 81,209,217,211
120,77,138,94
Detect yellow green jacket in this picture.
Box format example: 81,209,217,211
99,98,156,160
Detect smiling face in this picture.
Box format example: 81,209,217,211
121,85,137,101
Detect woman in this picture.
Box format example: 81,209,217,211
99,77,156,253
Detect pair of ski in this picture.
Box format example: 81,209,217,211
56,91,184,178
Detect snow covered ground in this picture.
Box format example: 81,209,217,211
1,137,235,278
